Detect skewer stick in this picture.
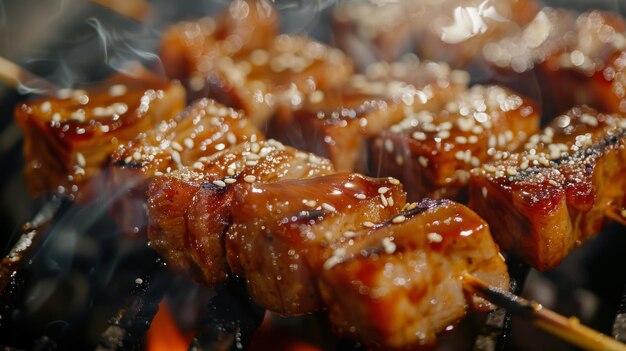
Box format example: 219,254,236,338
0,56,58,94
606,205,626,227
462,274,626,351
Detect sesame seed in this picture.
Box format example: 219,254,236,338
384,139,394,153
309,90,325,104
482,187,488,198
226,132,237,145
224,178,237,184
355,194,366,200
387,196,394,206
133,152,142,161
380,194,388,207
194,162,204,170
76,153,86,167
321,203,336,212
245,160,258,166
378,187,389,194
171,142,183,152
100,125,110,132
170,150,181,164
184,138,194,149
427,232,443,243
215,143,226,151
548,179,559,186
135,278,143,285
323,256,341,270
412,131,427,140
388,178,400,185
343,231,356,238
250,142,260,154
40,101,51,113
304,200,317,207
382,237,396,254
418,156,428,167
506,167,517,176
109,84,127,97
392,215,406,224
244,175,256,183
362,221,375,228
212,180,226,187
124,156,132,164
52,113,61,122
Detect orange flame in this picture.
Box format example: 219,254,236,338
146,302,191,351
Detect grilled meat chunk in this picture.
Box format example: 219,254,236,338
484,9,626,116
161,0,278,82
147,140,334,286
269,58,468,173
469,106,626,269
110,99,262,234
225,173,406,315
15,72,185,202
371,85,539,200
332,0,539,69
161,4,352,127
319,199,509,349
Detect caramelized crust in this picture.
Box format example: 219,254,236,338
225,173,406,315
371,85,539,200
147,140,334,286
469,106,626,269
109,99,262,234
269,59,467,173
484,9,626,115
15,72,185,202
160,0,278,81
319,199,508,349
332,0,539,68
161,4,353,126
192,35,353,126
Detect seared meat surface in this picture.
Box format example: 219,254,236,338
109,99,262,234
161,1,352,126
469,106,626,269
371,85,539,200
226,173,406,315
269,58,469,173
320,199,509,349
16,71,185,202
147,140,334,286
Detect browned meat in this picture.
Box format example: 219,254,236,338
109,99,263,235
371,85,539,201
483,9,626,116
225,173,406,315
15,71,185,202
332,0,539,69
147,140,334,286
468,106,626,270
160,0,278,82
161,3,353,126
268,58,468,173
319,199,509,349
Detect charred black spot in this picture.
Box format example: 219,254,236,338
113,159,144,169
200,182,230,193
403,199,447,218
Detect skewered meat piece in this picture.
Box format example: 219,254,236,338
268,58,468,173
15,72,185,202
147,140,334,286
331,0,539,69
319,199,509,349
484,9,626,116
109,99,262,235
371,85,539,201
225,173,406,315
161,4,353,126
468,106,626,270
161,0,278,82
